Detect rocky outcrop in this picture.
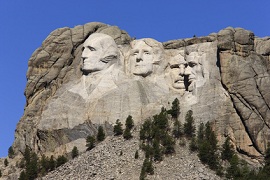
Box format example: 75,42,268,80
217,27,270,155
11,22,270,164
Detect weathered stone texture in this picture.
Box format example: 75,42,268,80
217,28,270,154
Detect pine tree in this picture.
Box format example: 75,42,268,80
19,170,26,180
198,141,212,164
39,154,50,175
113,119,123,136
86,135,96,150
173,119,182,138
153,138,162,161
204,122,212,141
259,145,270,178
140,158,154,179
49,155,55,171
56,155,67,168
125,115,134,130
123,127,132,140
123,115,134,140
226,154,241,179
135,150,139,159
264,145,270,167
198,122,219,171
97,126,105,142
26,152,38,180
140,119,152,141
169,98,180,119
144,158,154,175
189,137,198,152
142,144,153,159
240,161,253,179
4,159,8,166
184,110,196,138
24,147,31,165
71,146,79,159
197,122,204,145
221,137,234,161
162,133,175,154
0,170,2,177
8,146,15,158
20,149,38,180
153,107,168,130
140,163,147,180
205,122,218,150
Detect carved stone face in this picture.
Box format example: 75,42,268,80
81,33,118,74
185,52,203,91
130,41,154,77
169,54,187,90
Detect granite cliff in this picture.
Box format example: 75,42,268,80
10,22,270,164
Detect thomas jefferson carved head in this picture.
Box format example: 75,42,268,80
129,38,165,77
81,33,119,74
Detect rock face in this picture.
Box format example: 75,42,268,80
12,22,270,160
218,28,270,155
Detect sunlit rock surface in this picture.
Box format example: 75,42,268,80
13,23,270,160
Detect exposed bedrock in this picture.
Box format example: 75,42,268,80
12,23,270,159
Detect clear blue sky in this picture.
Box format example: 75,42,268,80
0,1,269,157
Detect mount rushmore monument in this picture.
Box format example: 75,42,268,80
12,22,270,160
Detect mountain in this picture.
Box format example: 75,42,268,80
2,22,270,178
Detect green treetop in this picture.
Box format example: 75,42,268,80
97,126,105,142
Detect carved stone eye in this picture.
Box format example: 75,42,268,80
170,64,179,69
87,46,96,51
188,62,197,67
144,51,150,55
132,52,138,56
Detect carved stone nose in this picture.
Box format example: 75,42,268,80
81,57,87,62
136,57,142,62
184,66,192,75
179,66,185,75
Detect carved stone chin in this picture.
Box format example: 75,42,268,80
133,66,153,77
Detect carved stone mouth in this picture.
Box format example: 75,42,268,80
188,78,195,83
174,79,184,83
